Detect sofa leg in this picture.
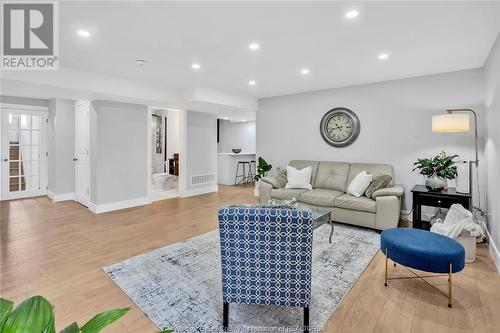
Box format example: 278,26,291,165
303,307,309,333
223,302,229,331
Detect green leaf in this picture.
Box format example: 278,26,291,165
59,322,79,333
1,296,54,333
0,299,14,329
80,308,129,333
42,316,56,333
159,330,173,333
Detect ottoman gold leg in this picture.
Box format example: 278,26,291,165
384,248,388,287
448,263,452,308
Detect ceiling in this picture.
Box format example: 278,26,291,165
59,1,500,99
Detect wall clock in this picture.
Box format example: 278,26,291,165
320,107,360,147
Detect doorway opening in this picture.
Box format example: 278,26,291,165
151,108,180,201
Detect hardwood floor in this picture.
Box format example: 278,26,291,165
1,185,499,332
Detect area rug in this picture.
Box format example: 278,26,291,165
103,224,380,332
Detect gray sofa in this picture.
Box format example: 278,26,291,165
259,160,404,230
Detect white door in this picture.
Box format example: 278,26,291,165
1,107,48,200
75,101,91,206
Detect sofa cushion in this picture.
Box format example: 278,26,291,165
289,160,320,186
313,161,350,192
271,188,308,201
335,194,376,213
347,163,394,187
299,188,344,207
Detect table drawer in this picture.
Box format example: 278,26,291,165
418,194,467,208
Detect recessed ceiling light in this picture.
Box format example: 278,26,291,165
345,10,359,19
135,59,147,66
191,63,201,69
77,30,91,37
249,43,260,51
248,80,256,86
378,53,389,60
242,119,246,122
301,68,310,75
224,117,229,120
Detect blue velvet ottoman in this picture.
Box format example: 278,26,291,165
380,228,465,307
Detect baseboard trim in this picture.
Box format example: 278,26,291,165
486,229,500,274
179,185,218,198
47,191,75,202
88,197,151,214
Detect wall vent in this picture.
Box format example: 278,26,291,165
190,173,216,186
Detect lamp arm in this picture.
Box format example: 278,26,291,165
446,109,479,166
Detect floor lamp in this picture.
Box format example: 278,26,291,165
431,108,479,206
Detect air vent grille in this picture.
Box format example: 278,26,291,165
191,173,216,186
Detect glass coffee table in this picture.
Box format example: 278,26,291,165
267,200,334,243
297,204,334,243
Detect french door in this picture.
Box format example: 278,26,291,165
1,106,48,200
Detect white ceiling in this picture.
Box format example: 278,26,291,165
59,1,500,99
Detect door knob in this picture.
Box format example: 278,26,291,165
73,158,78,162
3,158,8,162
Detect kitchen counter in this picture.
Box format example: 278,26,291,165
218,152,256,156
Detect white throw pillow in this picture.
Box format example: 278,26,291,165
347,171,373,197
285,166,313,190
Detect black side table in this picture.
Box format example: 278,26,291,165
411,185,472,230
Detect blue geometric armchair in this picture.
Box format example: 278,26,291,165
218,206,314,332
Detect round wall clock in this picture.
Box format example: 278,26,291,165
320,107,360,147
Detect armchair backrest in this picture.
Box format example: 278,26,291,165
218,206,313,308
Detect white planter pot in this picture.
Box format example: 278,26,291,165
254,180,260,197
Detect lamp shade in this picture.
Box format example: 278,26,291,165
432,113,470,132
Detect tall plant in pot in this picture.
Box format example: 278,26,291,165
413,151,458,192
253,157,272,196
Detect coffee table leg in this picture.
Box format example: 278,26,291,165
329,221,334,243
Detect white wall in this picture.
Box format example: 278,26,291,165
47,98,76,196
167,110,180,161
90,100,148,205
483,34,500,271
183,110,218,195
257,69,486,212
218,120,256,153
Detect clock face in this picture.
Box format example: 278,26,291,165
320,108,360,147
326,115,352,141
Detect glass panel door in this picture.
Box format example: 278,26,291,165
2,108,47,200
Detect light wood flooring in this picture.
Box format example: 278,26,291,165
1,185,499,332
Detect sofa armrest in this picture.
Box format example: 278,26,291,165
372,185,404,199
261,176,278,189
259,180,273,204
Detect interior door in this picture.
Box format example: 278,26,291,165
1,107,48,200
75,101,91,206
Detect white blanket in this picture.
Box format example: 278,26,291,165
430,204,483,239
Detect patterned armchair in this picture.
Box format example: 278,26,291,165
218,206,314,332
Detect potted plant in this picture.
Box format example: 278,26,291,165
253,157,272,197
413,151,458,192
0,296,172,333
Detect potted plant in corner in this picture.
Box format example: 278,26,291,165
253,157,272,197
0,296,172,333
413,151,458,192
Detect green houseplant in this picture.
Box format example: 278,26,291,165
413,151,458,192
254,157,272,181
0,296,172,333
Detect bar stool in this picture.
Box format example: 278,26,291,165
247,160,256,183
234,161,250,186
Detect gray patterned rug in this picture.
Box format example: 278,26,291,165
103,224,380,332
